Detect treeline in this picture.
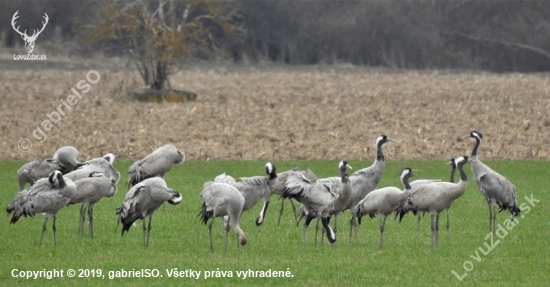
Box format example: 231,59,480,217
1,0,550,72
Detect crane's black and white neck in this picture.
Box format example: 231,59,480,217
447,158,457,183
400,168,413,190
455,156,469,182
339,160,352,183
375,135,397,161
265,162,277,180
466,130,483,158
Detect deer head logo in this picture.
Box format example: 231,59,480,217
11,11,49,54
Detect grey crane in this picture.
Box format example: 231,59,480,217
116,177,182,248
70,172,117,240
405,168,456,233
199,181,246,252
282,160,352,246
65,153,120,184
397,156,470,248
442,157,457,232
17,146,82,191
407,159,456,233
255,168,318,227
346,135,396,243
197,163,276,249
320,162,355,246
354,167,414,249
127,144,185,187
231,162,278,215
7,171,77,246
464,131,520,232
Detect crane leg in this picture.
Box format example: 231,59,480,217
302,220,307,247
435,213,440,248
349,215,358,244
379,216,386,249
255,200,269,227
40,217,49,246
302,213,313,246
208,218,214,253
224,230,229,253
417,213,422,233
430,214,435,248
52,216,58,246
488,203,493,232
289,199,298,225
296,207,306,227
333,215,338,234
142,219,147,248
446,208,450,234
276,199,284,226
320,224,326,246
491,205,497,233
321,217,336,245
88,206,94,240
223,216,230,252
78,204,85,240
349,215,355,244
314,217,320,247
145,216,152,248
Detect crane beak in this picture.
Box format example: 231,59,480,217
387,138,397,143
461,135,470,140
446,160,453,165
347,164,353,170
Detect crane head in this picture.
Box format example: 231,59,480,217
376,135,397,146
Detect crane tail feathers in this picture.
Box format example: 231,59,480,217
498,202,521,218
396,205,408,223
7,198,35,224
198,203,213,225
281,186,303,200
116,204,136,235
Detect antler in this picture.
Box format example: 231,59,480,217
11,10,28,38
30,13,49,38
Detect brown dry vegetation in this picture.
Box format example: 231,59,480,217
1,65,550,161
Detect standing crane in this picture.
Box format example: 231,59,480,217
282,160,352,246
397,156,469,248
255,168,318,227
116,177,182,248
70,172,117,240
464,131,520,232
199,181,247,252
346,135,396,243
229,162,278,217
354,167,414,249
7,171,77,246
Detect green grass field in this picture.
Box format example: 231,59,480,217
1,159,548,286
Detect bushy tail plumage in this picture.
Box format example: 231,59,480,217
198,203,213,225
7,191,34,224
498,202,521,218
127,162,146,188
116,203,139,235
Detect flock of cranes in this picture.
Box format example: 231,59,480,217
6,131,521,251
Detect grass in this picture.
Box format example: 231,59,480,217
1,159,548,286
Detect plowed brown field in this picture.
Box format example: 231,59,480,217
2,65,549,161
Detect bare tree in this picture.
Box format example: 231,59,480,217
87,0,244,90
